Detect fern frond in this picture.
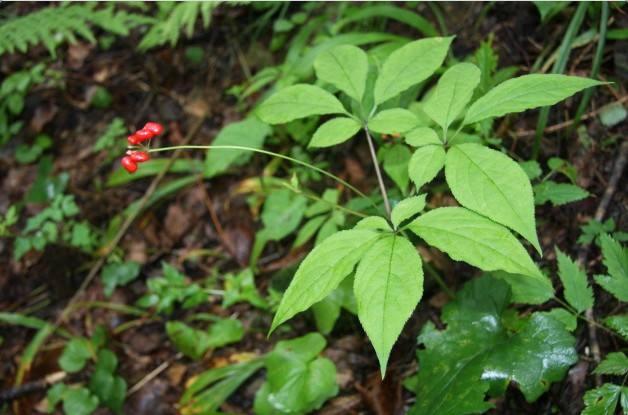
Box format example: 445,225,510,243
138,2,220,51
0,4,153,58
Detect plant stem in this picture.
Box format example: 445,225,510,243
570,1,608,134
147,145,377,209
363,128,391,218
532,1,589,159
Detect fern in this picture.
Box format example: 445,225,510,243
138,2,219,51
0,4,154,57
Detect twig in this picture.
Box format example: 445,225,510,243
126,353,182,397
577,140,628,386
514,95,628,138
55,115,206,326
364,128,391,219
0,372,65,404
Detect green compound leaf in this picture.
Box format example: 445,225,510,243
594,234,628,301
271,229,380,333
309,117,361,148
594,352,628,376
582,383,628,415
354,235,423,376
408,145,446,189
446,143,541,254
405,127,441,147
423,63,481,133
533,181,589,206
254,333,338,414
555,248,594,313
464,74,603,125
408,207,547,282
368,108,420,134
391,194,426,229
205,117,271,178
314,44,368,103
406,276,577,415
256,84,347,124
374,37,453,105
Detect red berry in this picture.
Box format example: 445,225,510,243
129,151,150,162
127,134,140,145
121,156,138,173
143,122,164,136
135,129,154,141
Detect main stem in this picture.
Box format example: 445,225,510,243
364,128,391,219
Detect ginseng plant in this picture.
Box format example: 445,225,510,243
123,37,601,376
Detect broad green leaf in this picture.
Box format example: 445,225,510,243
391,195,426,229
406,276,577,414
368,108,419,134
309,117,361,148
62,387,99,415
256,84,347,124
374,37,453,105
423,63,481,132
256,333,338,414
533,181,589,206
519,160,543,180
312,276,355,334
59,337,93,373
595,234,628,301
409,207,547,281
271,229,380,332
314,44,368,102
405,127,441,147
446,143,541,253
205,318,244,349
408,145,445,189
382,145,412,191
89,349,126,414
605,315,628,341
594,352,628,376
582,383,628,415
464,74,602,125
354,216,392,231
166,321,208,360
600,234,628,280
555,248,594,313
354,235,423,375
540,308,578,332
293,216,327,248
205,117,271,178
101,261,140,298
252,189,307,265
489,270,554,305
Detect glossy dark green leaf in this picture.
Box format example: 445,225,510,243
406,276,577,414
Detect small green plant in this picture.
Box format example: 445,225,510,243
47,327,126,415
0,64,48,145
179,332,337,415
13,194,98,261
136,262,210,314
253,37,601,375
166,317,243,360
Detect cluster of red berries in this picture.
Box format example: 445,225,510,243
121,122,164,173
